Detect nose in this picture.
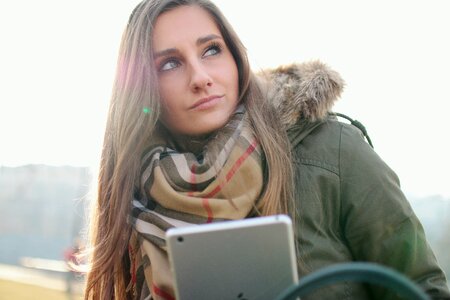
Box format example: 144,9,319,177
189,61,213,92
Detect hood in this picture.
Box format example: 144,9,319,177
258,60,345,129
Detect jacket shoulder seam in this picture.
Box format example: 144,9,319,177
296,157,339,175
338,122,345,242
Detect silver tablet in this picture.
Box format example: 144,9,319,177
166,214,298,300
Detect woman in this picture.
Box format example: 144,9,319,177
84,0,450,299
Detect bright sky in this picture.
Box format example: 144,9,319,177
0,1,449,198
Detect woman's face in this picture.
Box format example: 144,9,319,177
152,5,239,136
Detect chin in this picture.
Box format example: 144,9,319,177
187,117,229,137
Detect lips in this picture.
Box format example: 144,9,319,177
189,95,224,110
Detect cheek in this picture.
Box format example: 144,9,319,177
158,80,178,110
219,60,239,98
230,66,240,101
158,80,187,130
158,71,188,108
228,60,239,93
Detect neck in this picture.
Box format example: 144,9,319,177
172,133,211,155
160,123,212,155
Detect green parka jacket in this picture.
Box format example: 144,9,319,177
264,61,450,299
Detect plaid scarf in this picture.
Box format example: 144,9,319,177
128,106,263,299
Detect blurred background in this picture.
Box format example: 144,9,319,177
1,0,449,298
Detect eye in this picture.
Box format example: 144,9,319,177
203,42,222,58
159,59,180,72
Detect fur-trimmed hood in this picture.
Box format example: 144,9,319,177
259,61,345,129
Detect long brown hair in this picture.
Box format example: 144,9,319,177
84,0,294,298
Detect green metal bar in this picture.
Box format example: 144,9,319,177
276,262,429,300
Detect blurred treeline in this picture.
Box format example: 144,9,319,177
0,165,449,281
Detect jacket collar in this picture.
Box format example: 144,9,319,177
259,60,345,130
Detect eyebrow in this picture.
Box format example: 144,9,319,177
153,34,223,59
196,34,222,46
